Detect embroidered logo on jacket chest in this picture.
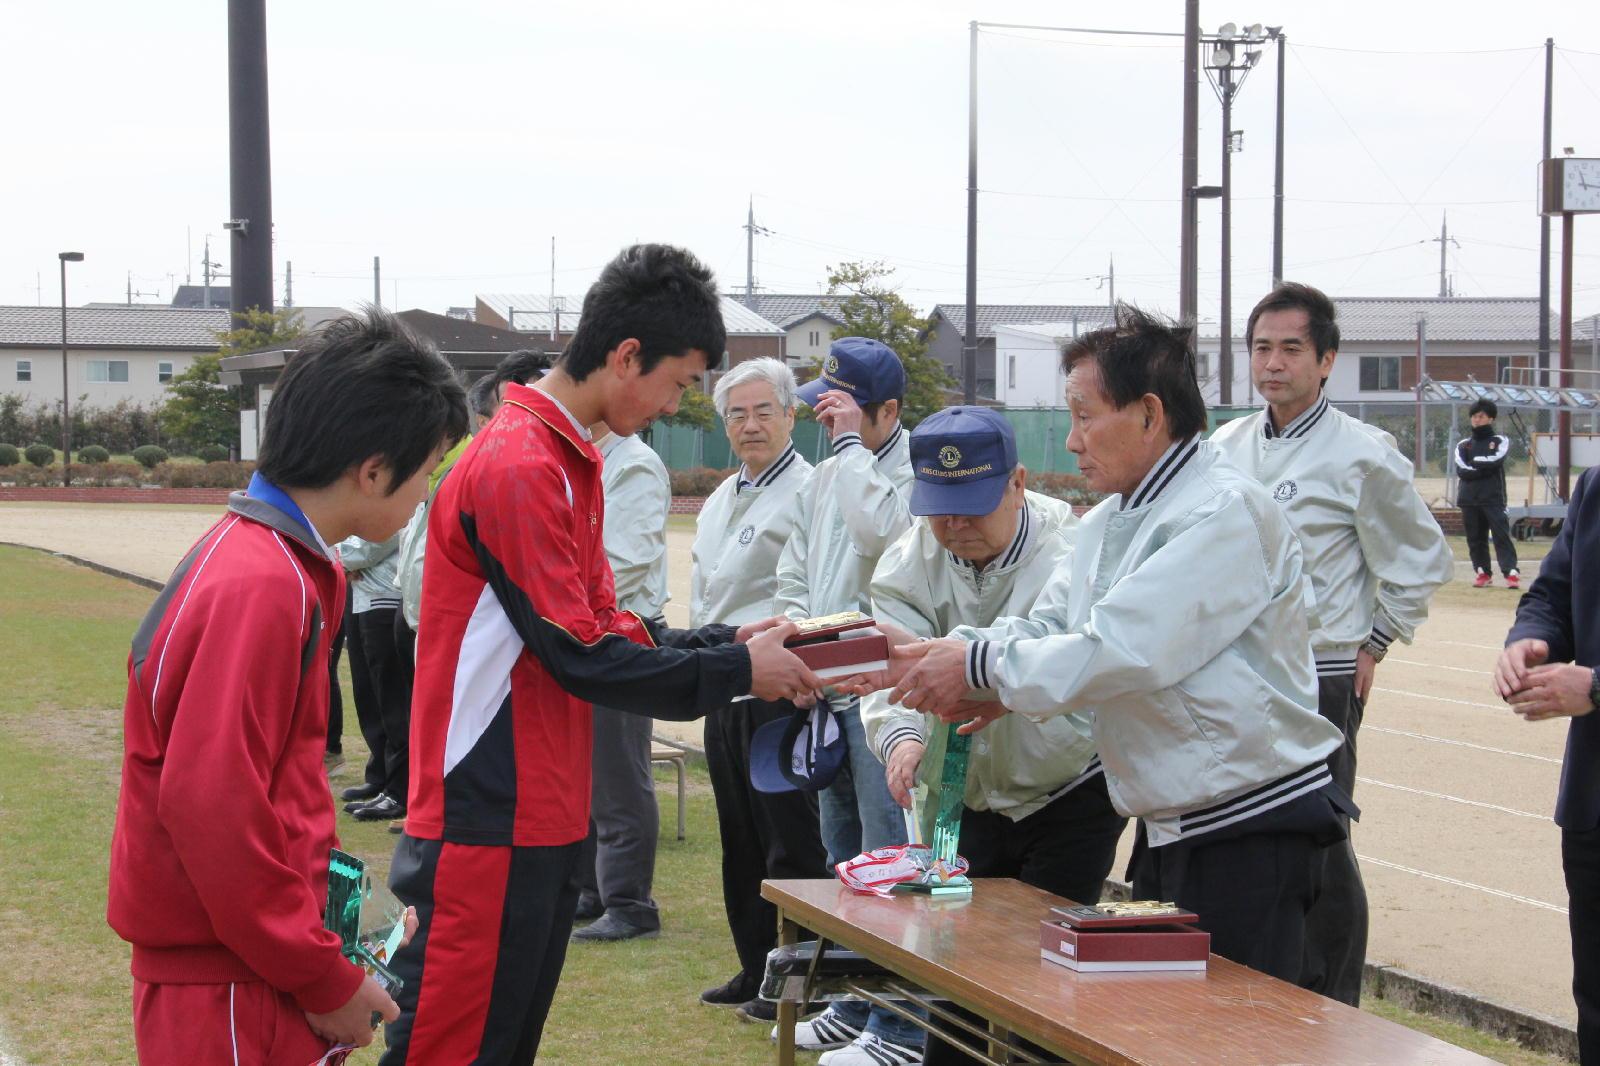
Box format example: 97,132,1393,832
738,524,756,546
1273,479,1298,503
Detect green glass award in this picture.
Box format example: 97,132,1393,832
326,849,406,997
893,722,974,897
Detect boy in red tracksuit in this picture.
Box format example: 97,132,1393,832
383,244,821,1065
107,310,468,1064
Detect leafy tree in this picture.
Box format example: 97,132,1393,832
664,382,717,430
159,308,303,454
824,260,953,427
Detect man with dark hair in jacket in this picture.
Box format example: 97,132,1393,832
1456,398,1519,588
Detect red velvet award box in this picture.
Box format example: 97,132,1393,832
1039,902,1209,973
786,612,889,681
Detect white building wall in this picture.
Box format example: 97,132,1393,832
2,347,197,409
784,314,838,367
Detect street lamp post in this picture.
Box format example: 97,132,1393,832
1205,23,1265,407
58,252,84,488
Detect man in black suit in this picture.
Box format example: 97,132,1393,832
1496,467,1600,1064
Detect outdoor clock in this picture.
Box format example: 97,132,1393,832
1540,157,1600,215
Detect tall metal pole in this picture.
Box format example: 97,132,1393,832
1108,255,1115,308
1219,70,1234,406
373,256,381,308
746,197,756,300
1415,316,1428,473
963,20,979,405
1539,39,1554,379
1439,213,1449,298
1272,30,1286,286
60,259,70,488
1179,1,1200,324
1559,212,1573,500
228,0,274,321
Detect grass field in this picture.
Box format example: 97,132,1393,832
0,543,1571,1064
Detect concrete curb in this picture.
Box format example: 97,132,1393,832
1101,876,1579,1061
0,541,162,591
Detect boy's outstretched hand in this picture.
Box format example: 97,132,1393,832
306,974,400,1048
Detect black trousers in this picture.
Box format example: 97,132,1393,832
1461,503,1519,576
577,704,660,930
705,698,827,980
346,605,411,800
1565,826,1600,1065
1303,673,1370,1006
381,835,583,1065
924,774,1128,1066
1131,827,1322,985
326,608,347,754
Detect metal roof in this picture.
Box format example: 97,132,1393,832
1332,297,1556,343
477,293,784,336
0,305,230,349
931,304,1117,338
736,293,847,330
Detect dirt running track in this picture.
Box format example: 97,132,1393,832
0,502,1577,1026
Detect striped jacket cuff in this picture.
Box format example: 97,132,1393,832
1367,623,1396,651
965,640,1000,691
831,432,864,454
880,725,925,762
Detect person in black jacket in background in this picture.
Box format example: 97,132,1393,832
1455,398,1519,588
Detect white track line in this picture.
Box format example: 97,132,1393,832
1356,777,1550,821
1417,638,1506,652
1356,854,1568,915
1372,686,1507,713
1363,725,1564,765
1386,656,1491,677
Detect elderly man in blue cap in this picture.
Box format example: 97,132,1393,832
774,336,922,1064
861,406,1126,1066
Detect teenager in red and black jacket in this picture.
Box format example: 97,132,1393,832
383,245,822,1066
106,311,467,1064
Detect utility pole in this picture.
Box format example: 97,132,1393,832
1559,212,1573,500
373,256,381,308
1433,213,1459,298
203,234,215,308
228,0,274,322
1206,24,1265,407
963,20,979,405
1270,27,1286,286
1108,255,1115,308
550,237,558,343
1539,38,1554,379
1415,316,1428,474
1179,0,1200,325
125,272,157,304
284,261,293,307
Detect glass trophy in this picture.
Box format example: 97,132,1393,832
326,849,407,999
893,722,974,897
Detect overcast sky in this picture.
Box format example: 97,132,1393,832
3,0,1599,326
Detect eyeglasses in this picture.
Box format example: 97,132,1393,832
724,406,781,428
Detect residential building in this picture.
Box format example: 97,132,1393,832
1,305,229,408
474,292,786,365
736,294,847,367
925,304,1117,399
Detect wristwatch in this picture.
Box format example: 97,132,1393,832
1359,637,1388,664
1589,667,1600,711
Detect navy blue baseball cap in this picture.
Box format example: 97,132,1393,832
749,703,847,794
796,337,906,407
909,406,1019,517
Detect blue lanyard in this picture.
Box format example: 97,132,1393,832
246,472,318,544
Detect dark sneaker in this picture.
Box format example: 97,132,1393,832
351,793,405,821
340,782,382,806
574,897,604,923
323,751,346,775
571,912,660,942
701,971,756,1007
736,998,777,1024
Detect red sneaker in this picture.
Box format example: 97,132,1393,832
1473,572,1492,588
1506,571,1520,589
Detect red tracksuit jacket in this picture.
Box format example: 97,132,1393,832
106,491,365,1015
405,384,751,847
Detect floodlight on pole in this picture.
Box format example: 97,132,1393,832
58,252,85,488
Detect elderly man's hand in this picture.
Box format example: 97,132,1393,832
812,390,864,439
1494,638,1549,700
886,638,974,718
885,739,925,809
1506,663,1595,722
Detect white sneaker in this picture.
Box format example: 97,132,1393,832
770,1005,863,1051
818,1033,923,1065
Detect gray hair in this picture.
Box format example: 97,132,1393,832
713,357,797,419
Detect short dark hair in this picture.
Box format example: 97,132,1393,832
258,307,469,494
861,399,901,426
1246,282,1340,357
1061,304,1207,440
470,349,551,418
1469,398,1498,419
558,244,726,383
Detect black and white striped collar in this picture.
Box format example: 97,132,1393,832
1121,435,1201,512
1263,393,1329,441
948,502,1033,573
874,421,904,460
737,442,798,494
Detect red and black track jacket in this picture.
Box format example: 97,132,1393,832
406,384,751,847
107,491,364,1014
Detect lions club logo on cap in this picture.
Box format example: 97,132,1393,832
738,524,755,546
1273,479,1298,502
939,445,962,470
824,356,840,375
